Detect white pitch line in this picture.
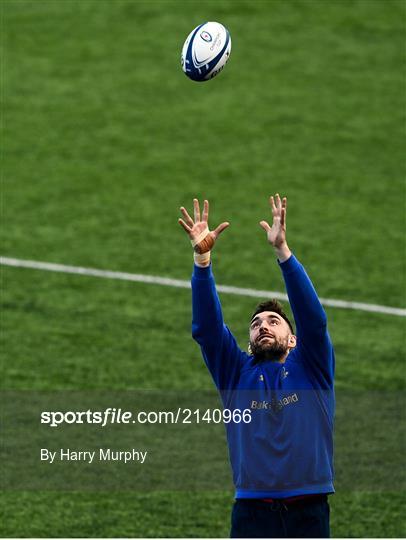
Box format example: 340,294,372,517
1,256,405,317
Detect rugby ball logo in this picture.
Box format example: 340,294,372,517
181,21,232,82
200,31,212,42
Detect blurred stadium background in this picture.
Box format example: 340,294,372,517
1,0,405,537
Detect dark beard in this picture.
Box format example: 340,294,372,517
250,337,289,362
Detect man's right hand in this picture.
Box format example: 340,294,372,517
178,199,229,259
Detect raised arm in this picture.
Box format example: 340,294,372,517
260,194,327,332
260,195,334,385
178,199,246,390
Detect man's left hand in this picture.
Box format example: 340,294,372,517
260,194,291,262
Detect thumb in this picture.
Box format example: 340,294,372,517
259,220,272,233
213,221,230,239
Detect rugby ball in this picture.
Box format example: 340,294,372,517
181,21,231,82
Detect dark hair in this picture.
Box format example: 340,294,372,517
250,299,295,334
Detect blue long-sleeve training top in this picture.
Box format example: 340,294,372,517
191,254,335,499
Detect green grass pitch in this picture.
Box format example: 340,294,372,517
1,0,405,537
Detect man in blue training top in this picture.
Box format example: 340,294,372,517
179,195,335,538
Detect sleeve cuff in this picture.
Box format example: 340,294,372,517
278,253,300,275
192,263,214,279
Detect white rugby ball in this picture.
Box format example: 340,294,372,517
181,21,231,82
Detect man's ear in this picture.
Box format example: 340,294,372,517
288,335,297,349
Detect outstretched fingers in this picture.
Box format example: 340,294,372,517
193,198,201,222
178,218,192,233
270,193,287,218
202,199,209,222
180,206,194,227
213,221,230,239
270,196,277,214
259,220,272,232
281,196,287,226
179,199,229,248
